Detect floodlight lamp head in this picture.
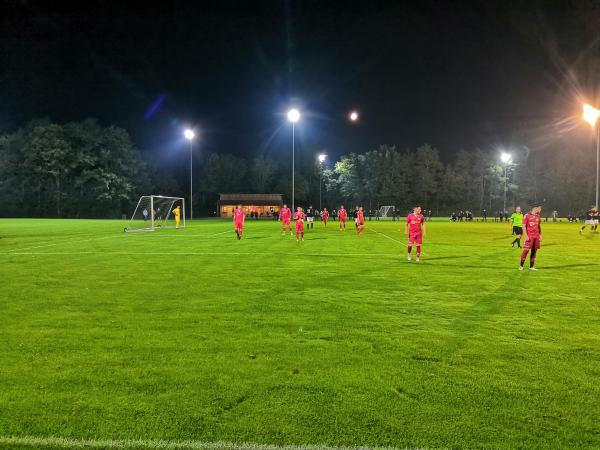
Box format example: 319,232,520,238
184,129,195,140
318,154,327,163
287,109,300,123
583,104,600,127
501,153,512,163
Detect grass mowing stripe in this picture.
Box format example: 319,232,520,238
0,436,416,450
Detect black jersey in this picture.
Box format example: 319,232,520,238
306,208,314,218
585,210,597,220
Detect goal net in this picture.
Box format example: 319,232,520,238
378,205,395,218
124,195,186,232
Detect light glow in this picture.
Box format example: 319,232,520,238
184,129,195,140
349,111,359,121
583,104,600,127
501,152,512,163
318,154,327,163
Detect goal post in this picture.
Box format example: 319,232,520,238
378,205,395,218
124,195,186,232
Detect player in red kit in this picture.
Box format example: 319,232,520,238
322,208,329,226
519,206,542,271
233,204,245,240
405,206,426,262
356,206,365,235
293,207,305,242
278,203,292,236
338,205,347,231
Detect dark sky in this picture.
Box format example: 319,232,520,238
2,0,600,165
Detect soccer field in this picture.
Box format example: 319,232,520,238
1,218,599,449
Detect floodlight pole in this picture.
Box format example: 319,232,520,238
189,139,193,221
292,123,295,212
319,170,322,211
503,160,508,214
596,125,599,208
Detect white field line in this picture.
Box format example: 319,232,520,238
3,251,400,259
0,436,421,450
6,234,127,253
4,230,232,254
365,227,404,244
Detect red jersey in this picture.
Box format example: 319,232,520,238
339,208,347,220
406,213,424,234
279,207,291,221
357,210,364,224
322,210,329,219
293,211,305,222
523,213,541,238
234,208,245,223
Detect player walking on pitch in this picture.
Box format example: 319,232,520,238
580,206,598,234
510,206,523,248
172,205,182,229
405,206,426,262
519,206,542,271
279,203,293,236
339,205,347,231
233,204,245,240
356,206,365,235
322,208,329,226
293,207,306,242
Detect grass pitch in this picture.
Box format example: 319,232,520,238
1,218,599,449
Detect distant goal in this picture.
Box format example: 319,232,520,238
124,195,185,232
378,205,395,218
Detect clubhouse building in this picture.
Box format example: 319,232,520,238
218,194,283,218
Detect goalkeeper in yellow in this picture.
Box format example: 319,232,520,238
172,205,182,229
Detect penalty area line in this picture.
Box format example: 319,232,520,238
365,227,404,244
0,436,414,450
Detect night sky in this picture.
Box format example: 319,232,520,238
2,0,600,165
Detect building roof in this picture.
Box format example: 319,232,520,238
218,194,283,205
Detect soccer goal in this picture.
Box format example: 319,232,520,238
124,195,185,232
378,205,395,218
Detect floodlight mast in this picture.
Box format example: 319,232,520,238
501,152,512,214
583,104,600,208
318,154,327,211
185,129,195,220
287,109,300,211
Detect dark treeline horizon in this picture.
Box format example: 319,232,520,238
0,118,596,219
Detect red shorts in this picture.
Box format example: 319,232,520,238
296,221,304,231
408,232,422,245
524,237,540,250
282,219,291,226
357,220,365,226
340,218,346,223
234,221,244,229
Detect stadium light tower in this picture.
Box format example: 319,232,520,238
287,109,300,211
583,103,600,208
318,154,327,211
184,129,195,220
501,152,512,214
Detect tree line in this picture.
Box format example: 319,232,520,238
0,119,596,218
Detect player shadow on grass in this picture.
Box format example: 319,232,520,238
422,255,469,261
541,263,599,270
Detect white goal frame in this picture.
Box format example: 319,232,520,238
124,195,186,232
378,205,395,218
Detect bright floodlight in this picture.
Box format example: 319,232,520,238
349,111,359,121
583,104,600,127
184,129,195,140
501,152,511,163
318,154,327,163
287,109,300,123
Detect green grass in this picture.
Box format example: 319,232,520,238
1,218,599,449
